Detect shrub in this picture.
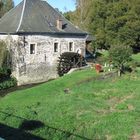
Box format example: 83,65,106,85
0,67,17,90
109,45,132,76
0,40,11,69
0,77,17,90
0,41,7,67
0,67,11,82
96,55,109,65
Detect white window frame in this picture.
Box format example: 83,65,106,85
29,43,37,54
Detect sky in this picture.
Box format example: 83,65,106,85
13,0,76,13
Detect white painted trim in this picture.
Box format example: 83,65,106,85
16,0,26,32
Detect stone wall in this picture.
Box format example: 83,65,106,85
0,34,86,85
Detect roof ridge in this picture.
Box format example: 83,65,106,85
16,0,26,32
0,0,87,35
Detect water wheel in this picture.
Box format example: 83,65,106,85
57,52,86,76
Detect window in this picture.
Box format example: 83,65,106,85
54,42,59,52
30,44,36,54
44,54,47,62
69,42,73,52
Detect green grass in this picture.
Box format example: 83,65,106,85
0,68,140,140
132,53,140,62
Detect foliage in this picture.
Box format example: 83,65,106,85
63,12,71,20
66,0,140,50
0,77,17,90
109,45,132,76
64,0,92,31
0,67,17,90
0,0,14,18
90,0,140,49
0,67,11,82
0,41,7,67
0,40,11,69
0,69,140,139
0,40,15,90
132,53,140,62
96,54,109,65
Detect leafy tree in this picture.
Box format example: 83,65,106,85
4,0,14,14
63,11,72,21
64,0,92,30
0,0,14,18
105,0,140,48
68,0,140,51
0,1,4,17
109,45,132,76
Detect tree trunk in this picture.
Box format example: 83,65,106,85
118,65,123,77
118,69,121,77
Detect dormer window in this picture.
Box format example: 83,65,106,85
30,44,36,54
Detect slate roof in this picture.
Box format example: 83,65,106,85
0,0,87,35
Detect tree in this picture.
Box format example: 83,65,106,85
105,0,140,48
68,0,140,51
0,1,4,17
64,0,92,30
63,11,72,21
91,0,140,50
109,45,132,76
0,0,14,18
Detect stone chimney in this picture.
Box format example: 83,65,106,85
56,18,62,30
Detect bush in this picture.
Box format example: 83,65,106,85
0,67,17,90
0,67,11,82
124,59,140,72
0,41,7,67
109,45,132,76
96,55,109,65
0,77,17,90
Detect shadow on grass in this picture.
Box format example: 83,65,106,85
19,120,45,131
0,111,94,140
0,123,45,140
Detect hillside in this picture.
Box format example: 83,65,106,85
0,69,140,140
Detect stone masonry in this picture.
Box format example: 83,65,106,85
0,34,86,85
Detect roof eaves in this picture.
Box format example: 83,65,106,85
0,32,17,35
85,34,95,41
16,31,87,36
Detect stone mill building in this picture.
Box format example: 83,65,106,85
0,0,92,85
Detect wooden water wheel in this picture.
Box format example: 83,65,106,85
57,52,87,76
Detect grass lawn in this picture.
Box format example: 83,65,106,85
132,53,140,62
0,68,140,140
